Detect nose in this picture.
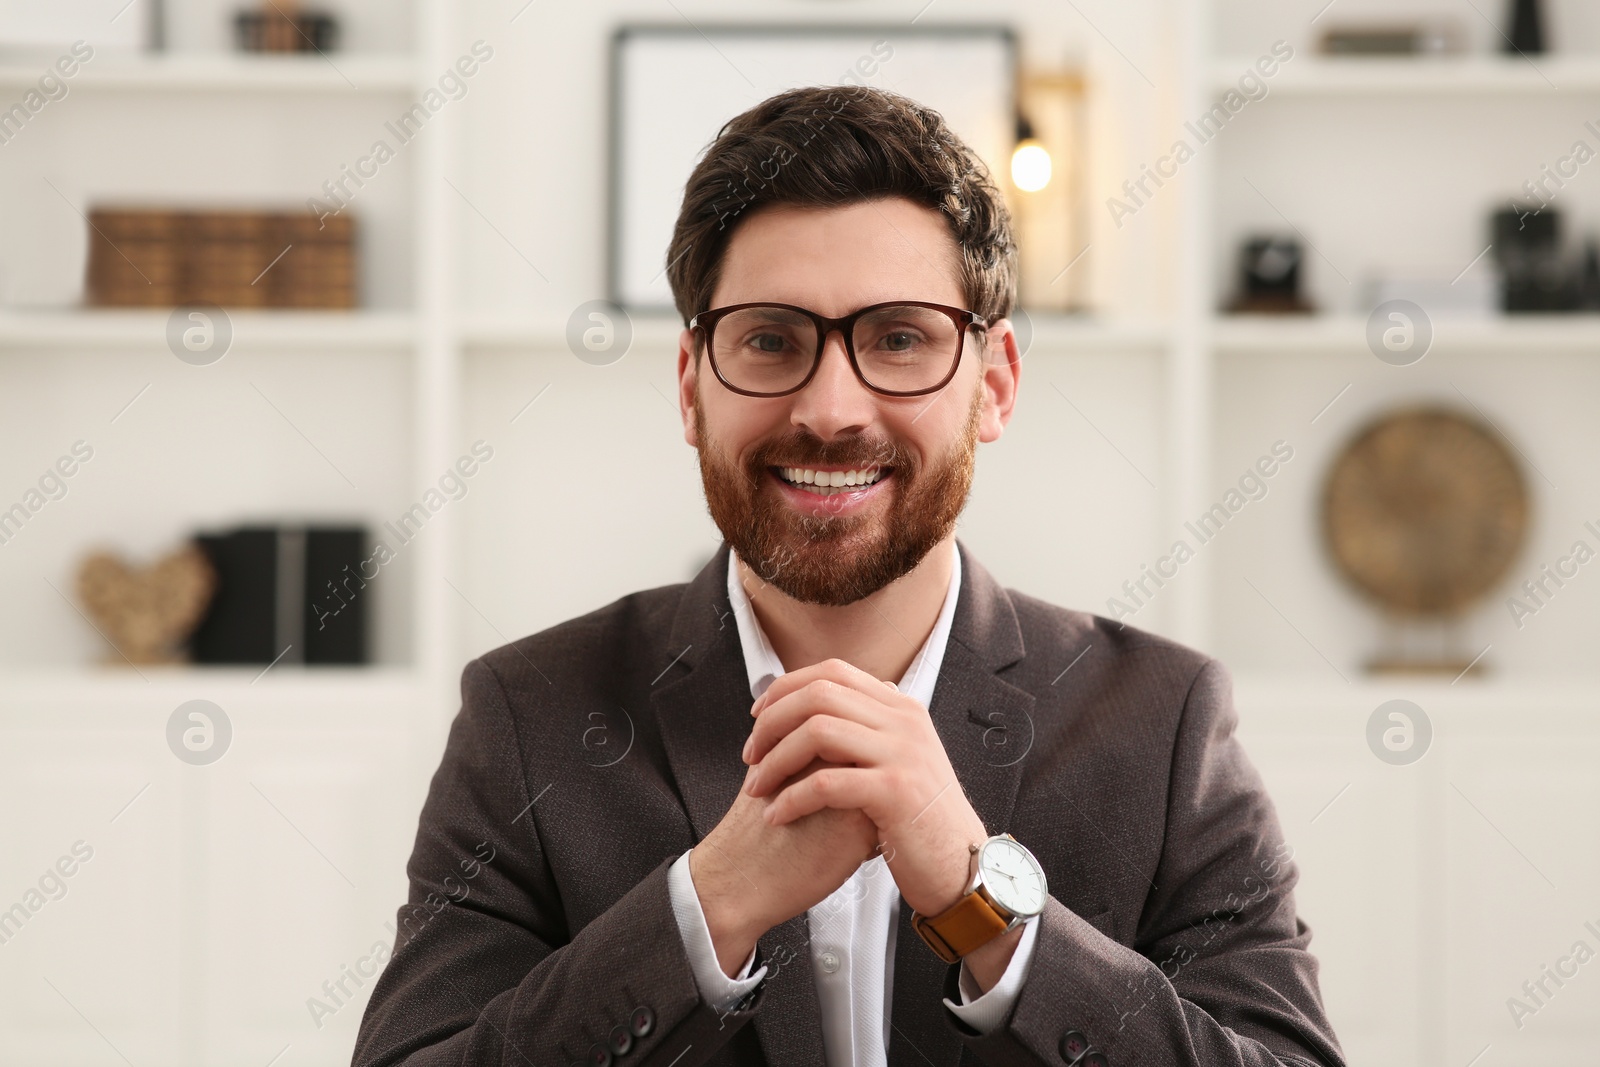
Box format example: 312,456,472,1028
788,328,877,440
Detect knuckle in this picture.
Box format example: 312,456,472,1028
801,681,833,708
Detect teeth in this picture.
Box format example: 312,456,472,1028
778,466,886,491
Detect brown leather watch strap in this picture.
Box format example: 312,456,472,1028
911,889,1012,964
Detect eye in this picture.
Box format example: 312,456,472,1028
881,330,920,352
749,332,788,353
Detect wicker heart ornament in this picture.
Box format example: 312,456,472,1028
76,542,217,665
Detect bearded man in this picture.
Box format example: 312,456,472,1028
353,86,1344,1067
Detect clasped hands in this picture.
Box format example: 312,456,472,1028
690,657,1026,991
740,658,989,924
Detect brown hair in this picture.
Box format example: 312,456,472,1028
665,85,1017,333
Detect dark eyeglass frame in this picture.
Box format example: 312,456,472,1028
688,300,987,399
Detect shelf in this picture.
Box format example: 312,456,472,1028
462,311,1171,356
0,665,424,710
1211,313,1600,354
1019,314,1171,355
464,310,686,353
0,53,419,93
1233,674,1600,729
0,309,417,351
1214,55,1600,97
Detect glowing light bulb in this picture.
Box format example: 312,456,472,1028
1011,140,1052,192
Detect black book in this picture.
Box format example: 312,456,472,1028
190,525,368,666
191,527,278,664
304,526,367,664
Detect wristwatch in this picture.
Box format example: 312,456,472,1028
910,833,1047,964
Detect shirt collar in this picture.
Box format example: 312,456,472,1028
725,542,962,710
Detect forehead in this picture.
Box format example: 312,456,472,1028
709,198,965,315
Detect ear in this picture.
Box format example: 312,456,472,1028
677,328,700,448
976,318,1022,444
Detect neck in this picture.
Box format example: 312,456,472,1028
735,536,956,684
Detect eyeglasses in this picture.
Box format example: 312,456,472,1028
689,300,985,398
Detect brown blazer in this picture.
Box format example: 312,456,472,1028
352,540,1345,1067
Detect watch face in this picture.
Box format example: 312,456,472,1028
979,837,1046,917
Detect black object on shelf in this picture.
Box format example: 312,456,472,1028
1580,240,1600,311
190,527,276,662
1492,206,1577,312
190,525,369,665
304,527,367,663
1226,235,1314,313
1506,0,1546,55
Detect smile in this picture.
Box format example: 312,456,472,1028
771,465,890,497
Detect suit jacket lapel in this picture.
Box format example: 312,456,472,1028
650,543,829,1067
888,541,1034,1067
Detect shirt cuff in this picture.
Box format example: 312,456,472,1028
941,913,1040,1034
667,848,767,1013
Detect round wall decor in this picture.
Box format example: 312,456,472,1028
1322,407,1529,618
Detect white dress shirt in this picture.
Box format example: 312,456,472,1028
666,543,1039,1066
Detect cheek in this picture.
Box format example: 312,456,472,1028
895,387,981,460
705,400,782,462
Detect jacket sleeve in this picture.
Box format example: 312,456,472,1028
941,658,1346,1067
351,658,764,1067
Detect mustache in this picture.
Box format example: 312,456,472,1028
747,432,905,471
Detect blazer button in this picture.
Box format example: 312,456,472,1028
586,1043,613,1067
629,1005,656,1038
1083,1053,1109,1067
609,1025,634,1056
1059,1030,1089,1063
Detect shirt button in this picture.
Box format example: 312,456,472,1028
819,951,840,973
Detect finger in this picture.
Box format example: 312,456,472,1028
748,714,890,797
753,659,852,714
753,657,902,716
763,765,881,825
747,679,892,765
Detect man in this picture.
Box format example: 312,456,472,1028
352,86,1344,1067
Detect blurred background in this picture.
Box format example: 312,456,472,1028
2,0,1598,1064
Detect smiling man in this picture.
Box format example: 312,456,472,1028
353,87,1344,1067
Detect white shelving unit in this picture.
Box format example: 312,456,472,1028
0,4,456,1064
1193,5,1600,1066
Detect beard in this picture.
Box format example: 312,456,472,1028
694,382,983,606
